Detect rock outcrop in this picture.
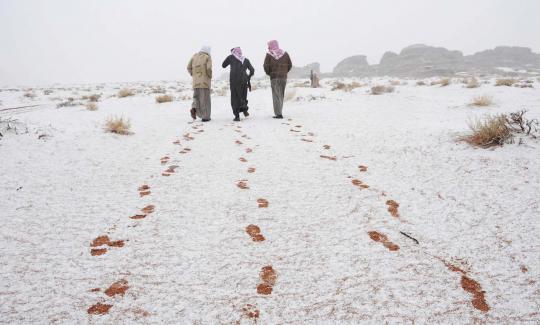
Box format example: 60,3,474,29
332,55,369,77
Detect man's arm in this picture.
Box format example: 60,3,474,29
187,57,193,76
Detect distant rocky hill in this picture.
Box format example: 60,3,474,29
328,44,540,78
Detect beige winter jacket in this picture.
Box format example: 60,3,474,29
187,52,212,89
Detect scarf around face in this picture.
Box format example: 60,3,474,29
267,40,285,60
231,47,245,64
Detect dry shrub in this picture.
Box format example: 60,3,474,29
88,94,101,102
470,95,493,107
462,115,512,147
390,80,401,86
86,102,98,111
495,79,516,87
105,116,131,135
416,80,426,86
292,81,310,88
155,94,173,103
371,85,395,95
151,86,166,94
332,81,364,92
439,78,450,87
118,89,135,98
466,78,480,89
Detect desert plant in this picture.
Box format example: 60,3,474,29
466,78,480,88
284,88,297,101
439,78,450,87
155,94,173,103
117,88,135,98
86,102,98,111
105,116,131,135
88,94,101,102
371,85,395,95
462,115,512,147
470,95,493,107
495,79,516,87
332,81,364,92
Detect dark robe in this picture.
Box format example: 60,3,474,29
222,55,255,117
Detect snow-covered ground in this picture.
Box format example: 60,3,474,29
1,78,539,324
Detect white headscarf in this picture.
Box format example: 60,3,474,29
200,45,211,56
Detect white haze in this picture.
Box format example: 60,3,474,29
1,0,539,85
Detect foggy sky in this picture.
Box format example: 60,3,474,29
1,0,539,86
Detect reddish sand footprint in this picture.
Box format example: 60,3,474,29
323,145,331,150
235,140,243,145
352,179,370,189
239,157,248,163
160,156,170,165
104,279,129,297
442,261,490,312
359,165,368,172
257,266,277,295
247,167,256,173
242,304,260,320
257,198,269,208
162,165,179,176
90,235,125,256
138,185,151,197
367,231,400,251
386,200,400,218
87,303,113,315
237,180,249,190
320,155,337,161
245,224,265,242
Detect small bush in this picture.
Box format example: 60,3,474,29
155,94,173,103
118,89,135,98
86,102,98,111
88,94,101,102
466,78,480,88
470,95,493,107
439,78,450,87
390,80,401,86
495,79,516,87
371,85,395,95
332,81,364,92
416,80,426,86
105,116,131,135
462,115,512,147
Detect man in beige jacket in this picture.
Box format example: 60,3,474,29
187,46,212,121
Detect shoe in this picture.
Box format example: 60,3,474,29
243,110,250,117
190,108,196,120
233,117,240,122
202,118,210,122
273,115,283,119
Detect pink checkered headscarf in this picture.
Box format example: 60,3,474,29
231,47,245,64
267,40,285,60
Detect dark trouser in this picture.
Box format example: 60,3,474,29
230,82,248,117
271,78,286,116
192,88,211,120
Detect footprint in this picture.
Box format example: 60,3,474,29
104,279,129,297
235,140,243,145
257,266,277,295
173,140,181,145
301,138,313,143
90,235,125,248
359,165,368,172
367,231,400,251
386,200,400,218
160,156,170,165
138,185,151,197
87,303,113,315
247,167,256,173
307,132,315,136
141,205,155,214
245,224,265,242
320,155,337,161
90,248,107,256
294,125,302,128
351,179,369,189
245,148,253,153
130,214,146,220
443,261,490,312
162,165,179,176
323,145,331,150
290,129,301,133
183,133,194,141
257,198,269,208
239,157,247,163
180,148,191,154
237,180,249,190
242,304,260,320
